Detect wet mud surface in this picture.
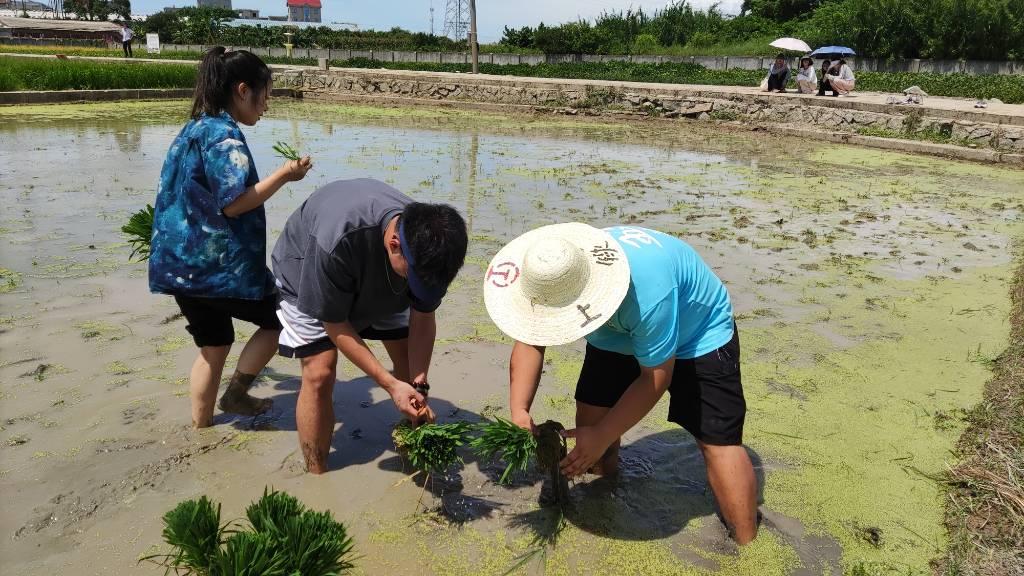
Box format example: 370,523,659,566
0,100,1021,575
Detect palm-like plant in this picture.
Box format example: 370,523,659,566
122,204,154,262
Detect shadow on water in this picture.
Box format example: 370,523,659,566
559,428,766,541
224,367,503,523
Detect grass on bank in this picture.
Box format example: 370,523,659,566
0,56,196,91
939,239,1024,575
3,47,1023,103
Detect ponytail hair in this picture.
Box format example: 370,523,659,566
191,46,272,119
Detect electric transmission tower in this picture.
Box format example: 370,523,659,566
442,0,469,40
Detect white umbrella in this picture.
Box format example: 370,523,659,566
770,37,813,53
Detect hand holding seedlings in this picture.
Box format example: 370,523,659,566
388,380,435,426
273,141,313,181
559,425,612,478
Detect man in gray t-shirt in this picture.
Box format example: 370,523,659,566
271,178,468,474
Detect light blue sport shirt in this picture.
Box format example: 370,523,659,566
584,227,734,367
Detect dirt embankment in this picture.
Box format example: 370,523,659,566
939,238,1024,575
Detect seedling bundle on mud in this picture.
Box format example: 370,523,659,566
143,488,356,576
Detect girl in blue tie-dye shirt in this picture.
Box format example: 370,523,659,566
149,47,312,428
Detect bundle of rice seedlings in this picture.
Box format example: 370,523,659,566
141,488,356,576
392,420,472,476
272,141,301,161
246,489,356,576
121,204,154,262
470,417,538,484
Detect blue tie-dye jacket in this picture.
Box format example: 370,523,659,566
148,112,272,300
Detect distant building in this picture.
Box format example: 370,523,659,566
223,17,356,31
0,16,121,41
197,0,232,9
236,8,258,18
286,0,320,23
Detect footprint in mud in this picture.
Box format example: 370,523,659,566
121,404,157,425
760,508,843,576
14,491,101,540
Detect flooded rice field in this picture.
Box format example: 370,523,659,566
0,100,1021,575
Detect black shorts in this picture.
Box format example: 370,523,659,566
277,326,409,359
575,327,745,446
174,294,282,348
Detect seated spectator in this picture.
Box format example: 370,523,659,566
764,54,791,93
819,59,855,96
795,57,817,94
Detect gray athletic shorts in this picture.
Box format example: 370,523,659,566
277,298,410,358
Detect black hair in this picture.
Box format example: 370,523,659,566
402,202,468,289
191,46,272,119
775,53,786,60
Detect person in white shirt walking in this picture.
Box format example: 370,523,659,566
120,22,134,58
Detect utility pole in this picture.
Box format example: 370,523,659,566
429,0,434,36
469,0,478,73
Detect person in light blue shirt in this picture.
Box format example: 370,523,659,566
585,226,735,366
484,223,757,544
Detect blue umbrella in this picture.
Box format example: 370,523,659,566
810,46,857,58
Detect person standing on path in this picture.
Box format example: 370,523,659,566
485,223,759,544
120,22,134,58
271,178,468,474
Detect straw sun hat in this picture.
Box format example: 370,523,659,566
483,223,631,346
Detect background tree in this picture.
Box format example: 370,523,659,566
109,0,131,21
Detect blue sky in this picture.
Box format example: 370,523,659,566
138,1,743,42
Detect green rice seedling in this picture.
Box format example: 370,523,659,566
470,417,538,484
275,509,357,576
210,532,287,576
245,487,304,535
392,420,472,476
142,489,357,575
142,495,225,574
121,204,154,262
272,141,301,161
245,489,356,576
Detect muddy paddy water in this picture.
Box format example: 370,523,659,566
0,100,1021,575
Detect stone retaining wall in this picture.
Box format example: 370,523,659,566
273,67,1024,152
153,43,1024,76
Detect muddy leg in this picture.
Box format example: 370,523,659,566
190,345,230,428
297,348,338,474
576,402,620,476
218,328,278,415
699,442,758,544
381,338,411,383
